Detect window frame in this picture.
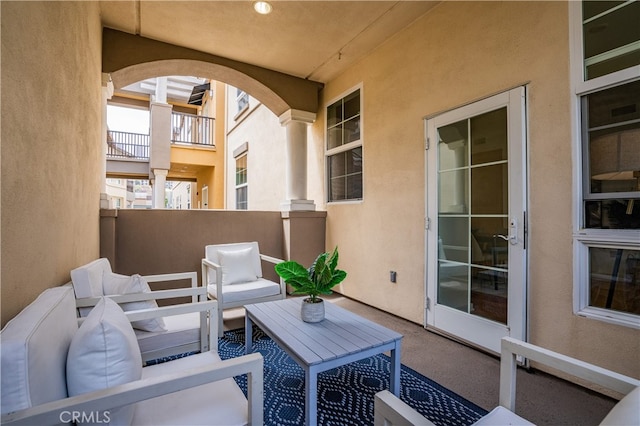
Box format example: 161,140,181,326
324,84,364,204
235,152,248,210
570,1,640,328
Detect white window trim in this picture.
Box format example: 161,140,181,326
570,1,640,328
235,152,248,210
324,83,364,204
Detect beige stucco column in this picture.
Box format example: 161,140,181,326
152,169,168,208
279,109,317,211
101,73,114,209
149,100,171,209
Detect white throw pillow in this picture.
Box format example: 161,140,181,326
103,271,167,333
218,247,258,285
67,297,142,425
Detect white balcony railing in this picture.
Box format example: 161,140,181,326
172,112,215,147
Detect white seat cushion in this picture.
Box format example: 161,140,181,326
134,312,201,356
208,278,281,304
1,286,77,414
472,406,534,426
67,297,142,425
600,386,640,426
132,351,248,425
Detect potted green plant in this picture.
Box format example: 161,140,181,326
274,247,347,322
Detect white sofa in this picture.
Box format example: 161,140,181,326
202,242,286,337
1,285,263,425
374,336,640,426
71,258,210,363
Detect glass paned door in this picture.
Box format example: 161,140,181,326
426,87,527,354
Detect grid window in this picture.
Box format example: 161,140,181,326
582,1,640,80
236,88,249,114
573,1,640,326
326,88,362,202
236,154,248,210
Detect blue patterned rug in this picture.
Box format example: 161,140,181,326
218,327,488,426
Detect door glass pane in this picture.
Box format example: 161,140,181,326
471,164,508,215
471,108,507,165
438,217,469,263
437,106,509,324
439,169,468,214
439,262,468,312
471,266,508,323
471,217,509,268
438,120,468,170
589,247,640,315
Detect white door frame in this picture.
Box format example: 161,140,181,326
424,86,529,354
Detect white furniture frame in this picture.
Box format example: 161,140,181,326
245,298,403,426
374,336,640,426
71,258,210,363
1,285,264,426
75,275,212,362
202,242,286,337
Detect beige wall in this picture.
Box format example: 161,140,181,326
1,1,103,327
99,209,326,287
311,1,639,377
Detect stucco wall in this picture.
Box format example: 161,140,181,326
226,96,287,211
311,1,639,377
1,1,103,327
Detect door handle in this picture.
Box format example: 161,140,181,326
494,217,518,245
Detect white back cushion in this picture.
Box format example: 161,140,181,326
70,258,112,298
1,286,77,415
102,271,167,332
205,242,263,284
67,297,142,425
71,258,112,317
219,247,259,285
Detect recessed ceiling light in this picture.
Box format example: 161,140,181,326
254,1,272,15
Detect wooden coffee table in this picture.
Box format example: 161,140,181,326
244,298,403,426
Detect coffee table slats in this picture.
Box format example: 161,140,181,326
248,302,332,362
244,298,403,426
247,299,401,366
251,300,364,363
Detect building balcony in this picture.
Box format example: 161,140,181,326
171,111,215,148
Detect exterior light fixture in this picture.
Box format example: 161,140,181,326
254,1,272,15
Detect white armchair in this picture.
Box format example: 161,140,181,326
1,285,263,426
202,242,286,337
70,258,210,363
374,336,640,426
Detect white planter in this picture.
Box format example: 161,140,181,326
301,298,325,323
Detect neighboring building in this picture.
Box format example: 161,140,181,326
106,76,226,210
225,86,287,210
105,178,129,209
167,181,194,209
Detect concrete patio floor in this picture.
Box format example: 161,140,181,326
223,294,617,425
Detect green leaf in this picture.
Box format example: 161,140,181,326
328,246,339,271
275,261,307,280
